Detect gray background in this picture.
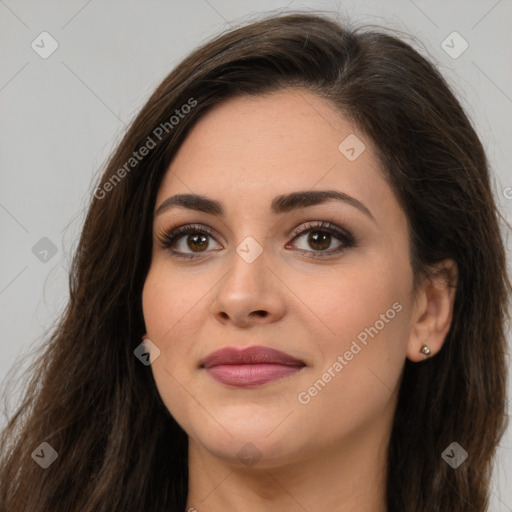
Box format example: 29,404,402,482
1,0,511,508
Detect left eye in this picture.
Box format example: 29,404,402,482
157,221,355,259
289,228,343,252
285,221,355,256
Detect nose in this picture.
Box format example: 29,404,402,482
210,245,286,328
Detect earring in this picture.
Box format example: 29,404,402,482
420,344,431,357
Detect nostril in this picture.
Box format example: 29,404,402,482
253,310,267,317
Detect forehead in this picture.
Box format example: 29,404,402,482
156,89,398,222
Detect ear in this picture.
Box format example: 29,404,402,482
406,259,458,362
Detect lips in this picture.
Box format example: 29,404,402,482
201,346,306,387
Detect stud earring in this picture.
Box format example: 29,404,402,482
420,344,431,357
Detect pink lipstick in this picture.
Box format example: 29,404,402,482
201,345,305,387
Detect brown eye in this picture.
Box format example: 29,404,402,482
306,231,332,251
157,224,222,258
158,221,354,260
286,220,355,258
186,233,209,252
291,229,341,253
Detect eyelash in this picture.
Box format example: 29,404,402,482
156,220,355,260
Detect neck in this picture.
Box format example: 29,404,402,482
185,422,390,512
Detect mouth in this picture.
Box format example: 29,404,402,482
200,345,306,387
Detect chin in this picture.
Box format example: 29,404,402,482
195,429,305,470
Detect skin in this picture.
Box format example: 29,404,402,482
142,89,458,512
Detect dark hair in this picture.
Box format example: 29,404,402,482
1,11,509,512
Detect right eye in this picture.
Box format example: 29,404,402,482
157,224,222,259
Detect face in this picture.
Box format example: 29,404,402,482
142,89,417,469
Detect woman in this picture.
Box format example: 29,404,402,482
1,12,509,512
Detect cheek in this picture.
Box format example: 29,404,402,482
141,264,210,432
142,263,183,333
142,263,207,340
318,258,407,339
304,260,410,405
142,264,199,372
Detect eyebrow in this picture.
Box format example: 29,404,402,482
154,190,376,222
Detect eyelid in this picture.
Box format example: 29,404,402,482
289,220,355,245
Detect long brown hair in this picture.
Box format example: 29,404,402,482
1,12,509,512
